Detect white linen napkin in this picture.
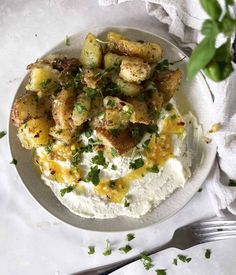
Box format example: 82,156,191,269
99,0,236,215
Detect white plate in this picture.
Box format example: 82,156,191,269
8,26,216,232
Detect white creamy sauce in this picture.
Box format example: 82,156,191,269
38,109,202,219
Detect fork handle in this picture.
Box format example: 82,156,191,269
71,242,171,275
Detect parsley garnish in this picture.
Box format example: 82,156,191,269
142,138,151,149
107,99,115,108
80,144,93,153
111,147,118,157
83,87,97,99
119,244,132,254
170,114,176,120
0,131,6,139
111,164,117,170
74,72,82,88
45,142,52,154
155,269,167,275
10,158,17,165
103,239,112,256
60,186,74,197
92,151,107,167
71,149,81,167
198,188,203,192
172,258,178,266
156,59,169,71
87,166,100,186
65,35,70,46
177,254,192,263
147,165,159,173
75,102,87,113
140,252,154,270
84,128,92,138
205,249,211,259
228,179,236,187
147,124,158,133
55,129,62,135
40,78,52,89
88,246,95,255
109,180,116,189
129,158,144,170
127,233,135,241
165,103,173,111
124,199,130,207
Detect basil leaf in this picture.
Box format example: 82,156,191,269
187,36,216,81
200,0,222,20
214,40,232,62
204,61,233,82
201,19,219,36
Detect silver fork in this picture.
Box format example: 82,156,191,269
72,218,236,275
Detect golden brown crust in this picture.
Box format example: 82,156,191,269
126,98,151,125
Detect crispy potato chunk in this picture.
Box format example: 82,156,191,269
83,69,99,89
72,93,91,127
107,32,163,63
96,127,137,155
114,76,142,97
146,91,164,112
26,64,59,97
52,89,76,129
119,57,151,84
18,118,52,149
104,53,123,69
49,127,74,144
11,93,51,127
154,69,182,104
79,33,102,68
126,98,151,125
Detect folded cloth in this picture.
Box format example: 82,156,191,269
99,0,236,215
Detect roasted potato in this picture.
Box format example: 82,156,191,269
26,64,60,97
114,76,142,97
49,126,74,144
11,93,51,127
107,31,163,63
79,33,102,68
52,89,76,129
127,98,151,125
104,53,123,69
18,118,52,149
119,57,151,83
154,69,182,104
72,93,91,127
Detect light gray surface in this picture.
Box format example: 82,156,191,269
0,1,234,274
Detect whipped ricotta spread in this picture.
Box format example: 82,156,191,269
35,105,202,219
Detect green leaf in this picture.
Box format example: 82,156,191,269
165,103,173,111
127,233,135,241
75,102,87,113
83,87,97,99
226,0,234,5
147,165,159,173
177,254,192,263
88,246,95,255
172,258,178,266
129,158,144,170
87,166,100,186
229,179,236,187
140,252,154,270
71,149,81,167
119,244,132,254
111,164,117,170
10,158,17,165
200,0,222,20
187,36,216,81
103,240,112,256
155,269,167,275
214,40,232,62
60,186,74,197
221,14,236,36
0,131,6,139
201,19,219,36
205,249,211,259
203,61,233,82
146,124,158,134
124,199,130,207
92,151,107,167
45,142,52,154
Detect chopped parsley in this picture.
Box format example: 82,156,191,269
10,158,17,165
140,252,154,270
64,35,70,46
103,239,112,256
127,233,135,241
124,199,130,207
147,165,159,173
74,72,82,88
155,269,167,275
80,144,93,153
142,138,151,149
111,164,117,170
156,59,169,71
0,131,6,139
119,244,132,254
60,186,74,197
92,151,107,167
107,99,115,108
109,180,116,189
71,149,81,167
198,188,203,192
40,78,52,89
87,166,100,186
228,179,236,187
165,103,173,111
205,249,211,259
129,158,144,170
83,87,97,99
170,114,176,120
147,124,158,133
45,142,52,154
88,246,95,255
84,128,92,138
111,147,118,157
177,254,192,263
75,102,87,113
55,129,62,135
172,258,178,266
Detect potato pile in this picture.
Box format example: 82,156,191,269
11,31,182,157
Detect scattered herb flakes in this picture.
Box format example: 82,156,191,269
129,158,144,170
140,251,154,270
228,179,236,187
71,149,81,167
127,233,135,242
74,72,82,88
87,166,100,186
10,158,17,165
155,269,167,275
75,102,88,113
107,99,115,108
65,35,70,46
0,131,6,139
55,129,62,135
45,142,52,154
103,239,112,256
60,186,74,197
88,246,95,255
156,59,169,71
92,151,107,167
83,87,97,99
172,258,178,266
109,180,116,189
111,164,117,170
177,254,192,263
111,147,118,157
147,165,159,173
124,199,130,207
131,125,144,141
165,103,173,111
142,138,151,149
119,244,132,254
170,114,177,120
146,124,158,134
198,188,203,192
205,249,211,259
40,78,52,89
84,128,92,138
81,144,93,153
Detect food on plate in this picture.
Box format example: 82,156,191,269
11,31,202,219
